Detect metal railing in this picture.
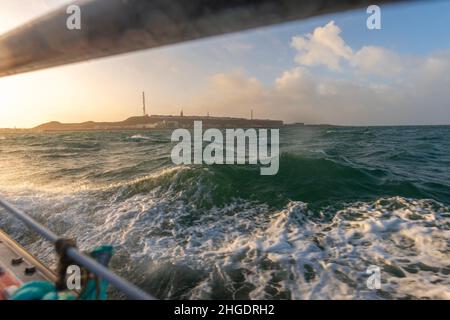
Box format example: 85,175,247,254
0,195,156,300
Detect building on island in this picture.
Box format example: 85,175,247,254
33,114,283,132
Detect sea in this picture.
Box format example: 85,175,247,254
0,125,449,299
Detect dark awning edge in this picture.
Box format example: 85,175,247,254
0,0,411,78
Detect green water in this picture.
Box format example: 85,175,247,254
0,126,449,299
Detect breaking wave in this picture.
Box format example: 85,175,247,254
0,126,449,299
1,163,449,299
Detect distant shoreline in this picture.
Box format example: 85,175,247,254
2,114,284,133
1,123,450,134
2,114,450,133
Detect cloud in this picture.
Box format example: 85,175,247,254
210,70,261,94
195,63,450,125
275,67,315,95
352,46,412,77
189,21,450,125
290,21,416,79
188,70,266,118
291,21,353,71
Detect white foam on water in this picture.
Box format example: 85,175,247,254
79,193,450,299
153,197,448,299
1,165,449,300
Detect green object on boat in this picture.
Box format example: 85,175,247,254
11,245,113,300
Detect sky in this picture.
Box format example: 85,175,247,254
0,0,450,127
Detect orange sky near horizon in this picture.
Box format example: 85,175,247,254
0,1,237,128
1,1,450,128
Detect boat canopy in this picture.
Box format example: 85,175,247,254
0,0,408,78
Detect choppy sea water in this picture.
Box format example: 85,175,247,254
0,126,449,299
